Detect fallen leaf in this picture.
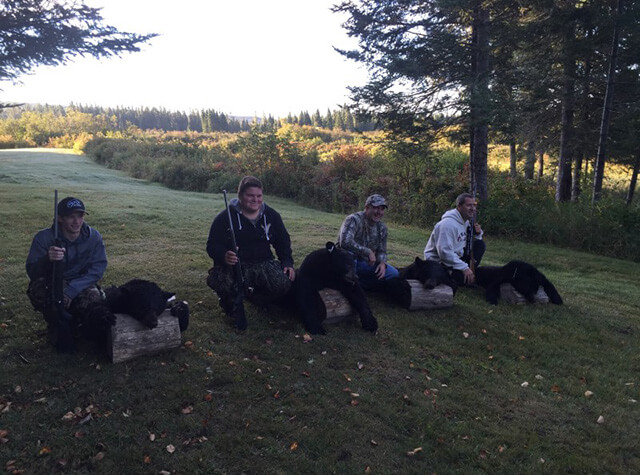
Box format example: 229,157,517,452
407,447,422,456
74,431,85,439
518,336,525,341
584,390,594,398
301,371,310,377
93,452,104,461
597,415,604,424
463,332,469,339
551,385,560,393
370,439,378,446
535,374,544,380
290,441,298,450
350,399,359,406
61,411,75,421
204,393,213,402
166,444,176,454
303,334,312,343
273,391,280,399
143,455,151,464
350,392,360,398
149,433,156,442
39,446,51,456
357,362,364,370
521,382,529,388
181,405,194,415
184,341,193,348
343,373,352,382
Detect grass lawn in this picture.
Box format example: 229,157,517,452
1,149,639,474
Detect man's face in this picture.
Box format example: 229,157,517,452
59,212,85,237
239,186,263,214
457,197,476,222
364,204,386,223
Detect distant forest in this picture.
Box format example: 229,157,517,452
0,103,378,133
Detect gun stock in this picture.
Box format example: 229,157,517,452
223,190,247,331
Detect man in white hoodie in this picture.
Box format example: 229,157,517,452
423,193,485,285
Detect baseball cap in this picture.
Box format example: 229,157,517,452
57,197,86,217
365,194,388,208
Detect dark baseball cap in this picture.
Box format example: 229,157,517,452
57,197,86,217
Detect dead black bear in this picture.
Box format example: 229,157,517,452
293,242,377,335
475,260,563,305
385,257,457,309
104,279,189,331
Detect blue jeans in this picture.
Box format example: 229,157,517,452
355,259,399,291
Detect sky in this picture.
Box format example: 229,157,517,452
0,0,369,118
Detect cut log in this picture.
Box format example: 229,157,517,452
499,284,550,304
108,309,181,363
318,288,356,324
406,280,454,310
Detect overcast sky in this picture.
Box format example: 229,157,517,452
0,0,368,118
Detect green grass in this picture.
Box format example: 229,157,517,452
1,149,639,474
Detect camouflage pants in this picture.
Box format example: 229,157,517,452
27,278,110,341
206,259,292,307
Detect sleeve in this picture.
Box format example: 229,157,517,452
64,230,108,300
337,215,370,259
25,229,53,281
431,221,468,271
270,210,294,269
206,210,232,266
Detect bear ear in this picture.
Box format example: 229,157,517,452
414,256,422,264
325,241,336,253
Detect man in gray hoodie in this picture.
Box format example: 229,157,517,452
423,193,485,285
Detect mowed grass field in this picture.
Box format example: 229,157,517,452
0,149,639,474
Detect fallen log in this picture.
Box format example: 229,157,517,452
499,284,550,304
318,288,356,324
406,280,454,310
107,309,181,363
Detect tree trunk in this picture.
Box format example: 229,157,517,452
524,139,536,180
556,23,576,202
509,141,517,178
537,150,544,181
593,0,624,203
470,1,490,202
572,151,583,201
627,151,640,205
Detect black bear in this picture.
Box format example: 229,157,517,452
293,242,377,335
385,257,457,309
104,279,190,331
475,260,563,305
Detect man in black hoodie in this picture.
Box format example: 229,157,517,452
206,176,295,325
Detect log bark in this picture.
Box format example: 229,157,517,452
108,309,181,363
407,281,454,310
318,288,356,324
499,284,549,304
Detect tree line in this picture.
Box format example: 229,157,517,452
0,103,377,135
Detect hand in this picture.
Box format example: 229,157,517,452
224,249,239,266
463,267,476,285
48,246,65,261
284,267,296,281
367,250,376,266
473,223,482,235
374,262,386,280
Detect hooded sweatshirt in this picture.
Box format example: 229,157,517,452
423,208,483,271
25,222,107,300
206,198,293,269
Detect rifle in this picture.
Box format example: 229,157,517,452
467,185,477,274
52,190,76,353
223,190,247,331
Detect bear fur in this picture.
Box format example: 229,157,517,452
293,242,377,335
385,257,457,309
475,260,563,305
104,279,189,331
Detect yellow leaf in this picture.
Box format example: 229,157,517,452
290,441,298,450
407,447,422,456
